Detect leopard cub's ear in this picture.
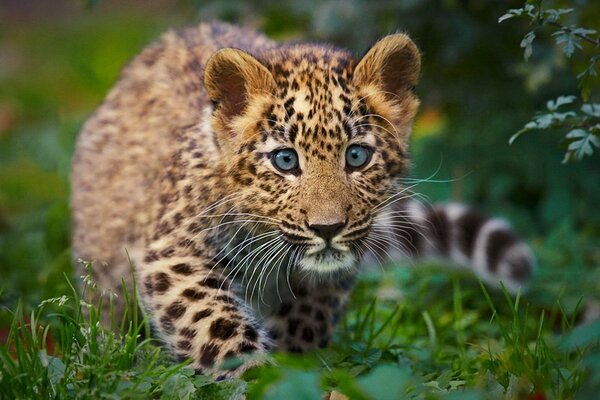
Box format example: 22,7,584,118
204,48,276,137
353,33,421,103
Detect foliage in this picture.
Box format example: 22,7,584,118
509,95,600,162
1,260,599,399
0,263,247,399
500,1,600,162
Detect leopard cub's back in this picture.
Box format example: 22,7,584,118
71,23,276,296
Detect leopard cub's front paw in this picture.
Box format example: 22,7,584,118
195,346,272,379
210,349,272,380
187,324,273,379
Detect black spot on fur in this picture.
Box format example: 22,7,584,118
154,273,171,294
342,120,352,139
456,209,487,258
287,318,301,336
301,327,314,342
182,288,207,301
177,340,192,351
278,302,292,317
314,309,326,321
187,222,201,233
180,327,197,339
143,275,154,295
166,302,186,320
193,309,213,322
318,322,328,336
171,263,193,275
299,304,312,314
289,345,303,353
244,325,258,342
210,318,239,340
428,206,450,255
509,254,533,280
268,328,280,340
394,214,422,257
160,315,175,334
239,342,257,353
283,97,296,117
289,123,298,143
178,238,196,248
160,247,175,258
144,251,159,263
215,295,235,304
486,229,519,272
199,343,220,367
200,277,222,289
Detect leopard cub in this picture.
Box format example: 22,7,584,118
71,22,535,377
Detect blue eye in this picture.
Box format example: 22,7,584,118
346,145,372,170
272,148,299,173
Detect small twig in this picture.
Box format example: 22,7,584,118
548,21,600,47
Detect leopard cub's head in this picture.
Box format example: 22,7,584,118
204,34,420,275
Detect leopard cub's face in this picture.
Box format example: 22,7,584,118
204,35,421,275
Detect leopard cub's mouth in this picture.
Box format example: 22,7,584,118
298,245,356,273
280,221,368,273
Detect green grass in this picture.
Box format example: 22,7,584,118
1,258,599,399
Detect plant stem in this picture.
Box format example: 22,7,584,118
548,21,600,47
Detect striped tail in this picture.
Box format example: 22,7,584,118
368,200,536,292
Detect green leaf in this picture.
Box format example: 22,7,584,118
572,27,598,37
520,31,536,61
160,370,197,400
509,121,538,144
547,95,577,112
357,365,414,400
363,349,382,367
498,5,537,23
553,30,582,58
498,13,515,23
535,113,555,129
560,320,600,350
39,351,66,391
198,379,247,400
581,104,600,117
564,129,600,162
543,8,573,23
264,370,321,400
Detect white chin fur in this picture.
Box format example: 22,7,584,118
298,251,356,273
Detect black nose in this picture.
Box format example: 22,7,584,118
308,221,346,241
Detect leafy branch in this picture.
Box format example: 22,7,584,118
500,2,600,162
509,95,600,162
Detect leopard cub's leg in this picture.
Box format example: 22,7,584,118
265,278,354,353
139,254,271,377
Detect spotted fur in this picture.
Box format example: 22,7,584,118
71,22,535,377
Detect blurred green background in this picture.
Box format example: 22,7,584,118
0,0,598,322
